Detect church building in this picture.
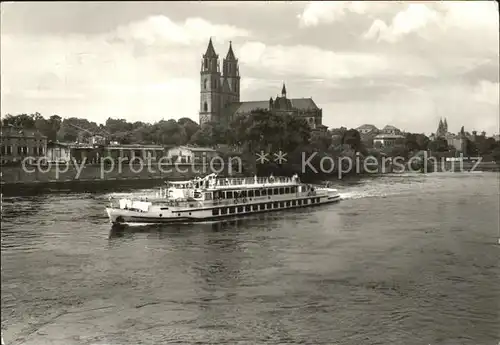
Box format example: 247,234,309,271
432,117,466,153
199,38,327,131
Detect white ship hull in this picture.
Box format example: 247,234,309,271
107,190,340,225
105,174,341,226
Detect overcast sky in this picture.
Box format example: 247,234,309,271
1,1,499,135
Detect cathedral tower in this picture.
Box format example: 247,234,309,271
222,41,240,106
199,38,221,125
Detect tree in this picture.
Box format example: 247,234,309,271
2,113,36,128
329,127,347,148
492,145,500,163
361,132,377,149
385,144,409,158
428,138,448,152
46,115,62,141
57,117,99,142
128,123,154,144
341,129,364,153
190,120,228,147
190,123,218,147
475,137,496,156
415,134,430,151
178,117,200,142
229,109,311,155
310,130,333,151
105,118,132,134
404,133,420,152
151,120,187,145
465,138,478,156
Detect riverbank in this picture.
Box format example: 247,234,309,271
0,178,184,197
258,157,499,182
374,160,499,173
430,160,499,172
1,158,497,190
0,162,242,184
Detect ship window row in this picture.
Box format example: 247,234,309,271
211,197,321,216
213,187,297,200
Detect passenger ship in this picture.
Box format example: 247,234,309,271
105,173,341,225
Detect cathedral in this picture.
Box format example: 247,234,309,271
199,38,327,131
435,117,449,138
432,117,466,152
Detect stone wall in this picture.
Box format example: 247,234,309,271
0,161,244,185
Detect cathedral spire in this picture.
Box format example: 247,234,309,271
204,37,217,57
226,41,236,60
436,118,444,137
281,82,287,97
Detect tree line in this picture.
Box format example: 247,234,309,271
1,112,202,146
0,111,345,151
2,111,499,163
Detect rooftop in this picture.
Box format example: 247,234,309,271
106,143,165,150
382,125,400,131
374,133,405,139
176,145,217,152
357,124,379,130
233,98,320,114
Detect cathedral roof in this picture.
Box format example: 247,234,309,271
231,98,320,115
273,96,293,110
292,98,319,110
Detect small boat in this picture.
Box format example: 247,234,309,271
105,173,341,225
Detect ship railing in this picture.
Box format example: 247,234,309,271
214,176,297,186
207,190,323,206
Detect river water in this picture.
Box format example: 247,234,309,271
1,172,499,345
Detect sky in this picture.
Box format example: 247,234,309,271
1,1,499,135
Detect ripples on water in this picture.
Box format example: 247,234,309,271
1,173,499,345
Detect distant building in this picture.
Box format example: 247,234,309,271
356,124,379,135
199,38,326,131
373,125,404,147
381,125,402,135
357,124,380,147
90,135,106,145
103,144,166,162
431,117,466,152
435,117,448,138
227,84,327,131
166,146,219,164
46,142,72,162
373,134,405,147
45,142,167,164
1,126,47,164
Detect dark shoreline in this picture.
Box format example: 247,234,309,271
1,161,498,197
1,178,160,197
